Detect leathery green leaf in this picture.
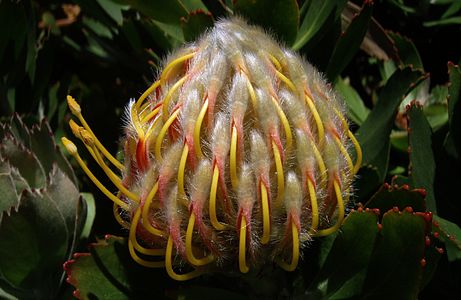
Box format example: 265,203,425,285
310,211,379,298
357,67,426,180
326,0,373,80
64,236,166,299
292,0,347,50
362,210,427,299
0,189,68,298
407,103,437,213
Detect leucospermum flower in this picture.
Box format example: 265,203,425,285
62,17,362,281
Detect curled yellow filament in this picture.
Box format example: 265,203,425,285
260,184,271,245
162,75,188,122
193,98,209,159
230,125,239,190
267,53,282,71
277,221,299,271
177,144,189,198
272,141,285,208
128,239,165,268
155,108,181,161
238,217,250,273
307,179,319,234
333,135,354,175
304,93,325,145
141,182,167,238
165,235,202,281
113,202,130,229
160,52,195,83
271,97,293,152
209,164,230,230
129,208,166,256
316,179,345,237
135,80,160,112
275,70,296,92
185,213,215,266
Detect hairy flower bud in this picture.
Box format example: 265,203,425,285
64,17,362,280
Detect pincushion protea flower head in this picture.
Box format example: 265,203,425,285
62,17,362,280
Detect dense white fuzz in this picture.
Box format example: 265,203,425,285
284,172,303,215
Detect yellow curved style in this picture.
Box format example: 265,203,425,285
141,182,167,238
160,52,196,84
185,213,215,266
238,217,250,273
315,179,345,237
304,93,325,145
155,108,181,161
166,235,202,281
307,179,319,234
272,141,285,208
161,75,188,122
193,99,209,159
271,96,293,152
260,184,271,245
230,125,239,190
277,221,300,271
177,144,189,198
129,208,166,256
209,164,230,230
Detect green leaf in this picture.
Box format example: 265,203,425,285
357,67,426,180
45,167,80,246
181,0,208,12
0,189,68,298
65,236,166,299
445,62,461,158
433,215,461,262
335,77,370,125
78,193,96,241
0,162,20,217
364,184,427,213
96,0,127,26
424,16,461,27
326,0,373,80
181,10,214,42
46,82,59,121
361,210,427,299
151,19,185,48
310,211,379,298
124,0,188,24
390,130,408,152
441,1,461,19
233,0,299,45
292,0,347,50
0,136,46,189
354,166,382,203
9,115,31,148
407,103,437,213
83,17,115,39
29,120,77,185
388,32,424,70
